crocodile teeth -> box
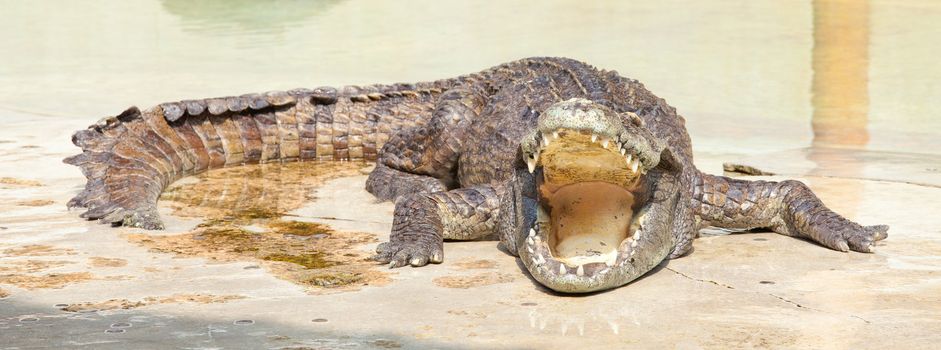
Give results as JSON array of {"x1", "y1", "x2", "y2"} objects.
[
  {"x1": 559, "y1": 264, "x2": 567, "y2": 274},
  {"x1": 527, "y1": 236, "x2": 535, "y2": 246},
  {"x1": 626, "y1": 153, "x2": 633, "y2": 164},
  {"x1": 529, "y1": 228, "x2": 536, "y2": 238},
  {"x1": 631, "y1": 239, "x2": 639, "y2": 248},
  {"x1": 576, "y1": 265, "x2": 585, "y2": 277},
  {"x1": 591, "y1": 134, "x2": 598, "y2": 143},
  {"x1": 601, "y1": 139, "x2": 610, "y2": 148},
  {"x1": 527, "y1": 245, "x2": 534, "y2": 254},
  {"x1": 542, "y1": 137, "x2": 550, "y2": 147},
  {"x1": 631, "y1": 159, "x2": 640, "y2": 173},
  {"x1": 552, "y1": 131, "x2": 560, "y2": 139},
  {"x1": 620, "y1": 148, "x2": 626, "y2": 156},
  {"x1": 527, "y1": 158, "x2": 536, "y2": 173},
  {"x1": 533, "y1": 254, "x2": 545, "y2": 265}
]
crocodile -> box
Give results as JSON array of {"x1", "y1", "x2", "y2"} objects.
[{"x1": 65, "y1": 57, "x2": 888, "y2": 293}]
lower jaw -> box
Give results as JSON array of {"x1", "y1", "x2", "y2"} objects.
[
  {"x1": 522, "y1": 210, "x2": 649, "y2": 293},
  {"x1": 521, "y1": 222, "x2": 668, "y2": 293},
  {"x1": 520, "y1": 176, "x2": 679, "y2": 293}
]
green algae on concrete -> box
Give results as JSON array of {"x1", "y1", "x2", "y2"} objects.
[
  {"x1": 126, "y1": 161, "x2": 390, "y2": 292},
  {"x1": 263, "y1": 253, "x2": 336, "y2": 269},
  {"x1": 304, "y1": 272, "x2": 364, "y2": 287},
  {"x1": 266, "y1": 219, "x2": 334, "y2": 237}
]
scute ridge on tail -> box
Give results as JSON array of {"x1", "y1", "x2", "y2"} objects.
[{"x1": 65, "y1": 81, "x2": 454, "y2": 229}]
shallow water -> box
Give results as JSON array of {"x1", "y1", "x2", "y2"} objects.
[
  {"x1": 151, "y1": 161, "x2": 388, "y2": 292},
  {"x1": 1, "y1": 0, "x2": 939, "y2": 158}
]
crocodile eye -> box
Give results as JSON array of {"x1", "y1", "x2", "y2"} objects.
[{"x1": 626, "y1": 112, "x2": 644, "y2": 127}]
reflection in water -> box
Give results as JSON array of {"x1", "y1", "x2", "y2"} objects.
[
  {"x1": 142, "y1": 161, "x2": 390, "y2": 292},
  {"x1": 808, "y1": 3, "x2": 870, "y2": 348},
  {"x1": 160, "y1": 161, "x2": 363, "y2": 216},
  {"x1": 161, "y1": 0, "x2": 343, "y2": 36},
  {"x1": 811, "y1": 0, "x2": 870, "y2": 147},
  {"x1": 527, "y1": 306, "x2": 633, "y2": 336},
  {"x1": 809, "y1": 0, "x2": 869, "y2": 216}
]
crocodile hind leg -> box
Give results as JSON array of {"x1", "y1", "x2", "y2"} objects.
[{"x1": 689, "y1": 172, "x2": 888, "y2": 253}]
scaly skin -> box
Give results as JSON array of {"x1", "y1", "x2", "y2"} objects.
[{"x1": 65, "y1": 57, "x2": 887, "y2": 293}]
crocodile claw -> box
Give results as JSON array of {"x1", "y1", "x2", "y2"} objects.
[
  {"x1": 372, "y1": 241, "x2": 443, "y2": 268},
  {"x1": 845, "y1": 224, "x2": 889, "y2": 253}
]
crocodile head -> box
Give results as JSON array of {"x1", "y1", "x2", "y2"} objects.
[{"x1": 513, "y1": 98, "x2": 681, "y2": 293}]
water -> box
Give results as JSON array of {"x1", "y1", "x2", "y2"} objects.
[
  {"x1": 1, "y1": 0, "x2": 938, "y2": 159},
  {"x1": 1, "y1": 3, "x2": 941, "y2": 348}
]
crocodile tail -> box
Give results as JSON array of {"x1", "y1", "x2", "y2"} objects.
[{"x1": 63, "y1": 81, "x2": 460, "y2": 229}]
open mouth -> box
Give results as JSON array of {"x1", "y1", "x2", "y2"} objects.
[
  {"x1": 536, "y1": 129, "x2": 647, "y2": 266},
  {"x1": 518, "y1": 127, "x2": 675, "y2": 293}
]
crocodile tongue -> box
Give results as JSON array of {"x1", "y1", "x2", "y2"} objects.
[{"x1": 545, "y1": 181, "x2": 634, "y2": 267}]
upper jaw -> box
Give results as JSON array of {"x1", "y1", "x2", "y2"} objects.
[
  {"x1": 522, "y1": 98, "x2": 664, "y2": 175},
  {"x1": 521, "y1": 128, "x2": 652, "y2": 176},
  {"x1": 519, "y1": 124, "x2": 664, "y2": 181}
]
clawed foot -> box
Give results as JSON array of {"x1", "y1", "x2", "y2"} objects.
[
  {"x1": 79, "y1": 204, "x2": 165, "y2": 230},
  {"x1": 121, "y1": 209, "x2": 166, "y2": 230},
  {"x1": 371, "y1": 240, "x2": 443, "y2": 268},
  {"x1": 805, "y1": 222, "x2": 889, "y2": 253},
  {"x1": 834, "y1": 224, "x2": 889, "y2": 253}
]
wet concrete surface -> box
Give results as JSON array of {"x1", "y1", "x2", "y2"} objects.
[
  {"x1": 2, "y1": 136, "x2": 940, "y2": 348},
  {"x1": 2, "y1": 301, "x2": 448, "y2": 349},
  {"x1": 3, "y1": 0, "x2": 941, "y2": 348}
]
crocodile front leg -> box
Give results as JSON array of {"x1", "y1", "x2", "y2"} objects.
[
  {"x1": 689, "y1": 172, "x2": 888, "y2": 252},
  {"x1": 366, "y1": 84, "x2": 499, "y2": 267},
  {"x1": 373, "y1": 185, "x2": 510, "y2": 268}
]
